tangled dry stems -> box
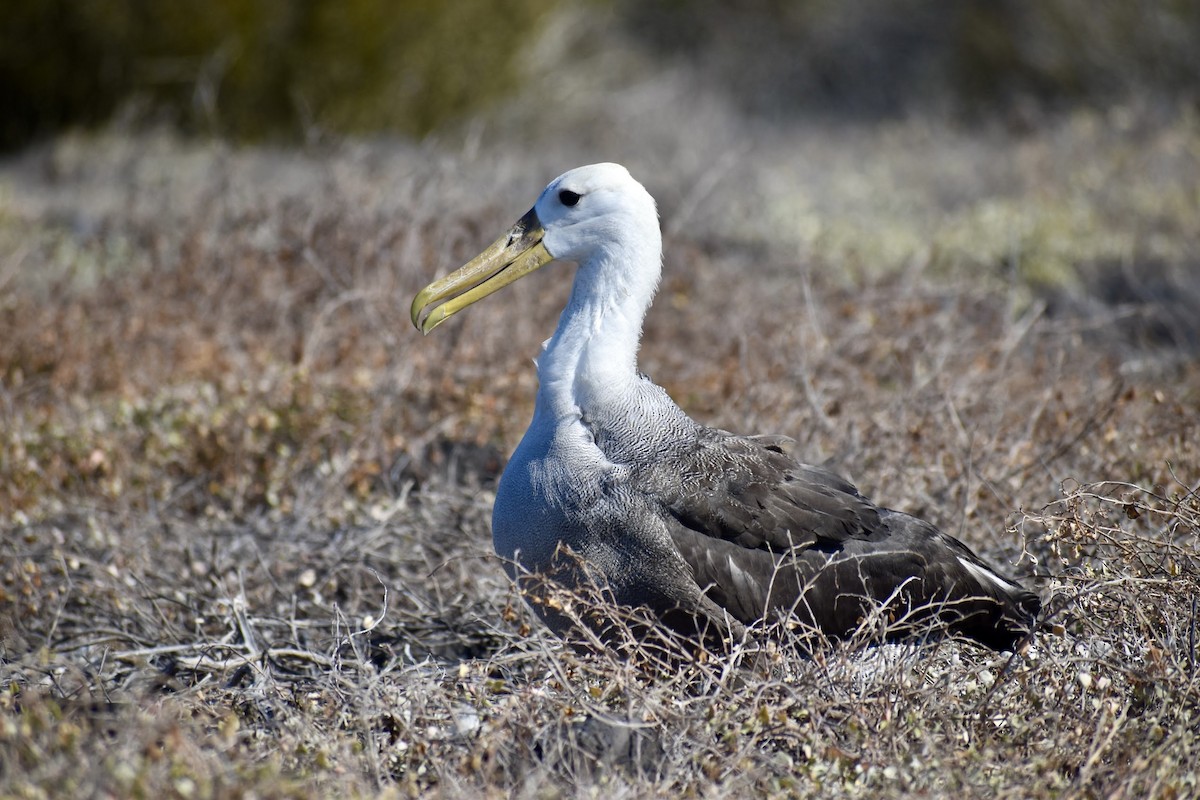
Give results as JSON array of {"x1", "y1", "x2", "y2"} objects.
[
  {"x1": 1, "y1": 115, "x2": 1199, "y2": 797},
  {"x1": 4, "y1": 479, "x2": 1197, "y2": 797}
]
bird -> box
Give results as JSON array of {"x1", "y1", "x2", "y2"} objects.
[{"x1": 411, "y1": 163, "x2": 1040, "y2": 653}]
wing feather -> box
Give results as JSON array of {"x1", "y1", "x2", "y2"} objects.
[
  {"x1": 630, "y1": 426, "x2": 1039, "y2": 648},
  {"x1": 647, "y1": 427, "x2": 886, "y2": 552}
]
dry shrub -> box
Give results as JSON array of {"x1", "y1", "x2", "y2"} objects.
[{"x1": 1, "y1": 118, "x2": 1199, "y2": 796}]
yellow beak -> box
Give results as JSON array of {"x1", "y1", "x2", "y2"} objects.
[{"x1": 410, "y1": 208, "x2": 553, "y2": 335}]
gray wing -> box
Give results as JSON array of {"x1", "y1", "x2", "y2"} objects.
[
  {"x1": 638, "y1": 427, "x2": 1040, "y2": 649},
  {"x1": 653, "y1": 427, "x2": 888, "y2": 552}
]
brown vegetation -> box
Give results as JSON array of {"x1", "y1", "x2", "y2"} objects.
[{"x1": 2, "y1": 109, "x2": 1199, "y2": 796}]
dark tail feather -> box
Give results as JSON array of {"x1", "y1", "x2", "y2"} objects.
[{"x1": 949, "y1": 568, "x2": 1042, "y2": 651}]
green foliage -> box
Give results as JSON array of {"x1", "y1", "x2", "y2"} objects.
[
  {"x1": 956, "y1": 0, "x2": 1200, "y2": 108},
  {"x1": 0, "y1": 0, "x2": 553, "y2": 149},
  {"x1": 5, "y1": 0, "x2": 1197, "y2": 149},
  {"x1": 619, "y1": 0, "x2": 1200, "y2": 116}
]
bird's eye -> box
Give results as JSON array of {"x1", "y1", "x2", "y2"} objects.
[{"x1": 558, "y1": 189, "x2": 581, "y2": 207}]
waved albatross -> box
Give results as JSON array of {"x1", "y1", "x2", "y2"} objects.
[{"x1": 411, "y1": 163, "x2": 1040, "y2": 652}]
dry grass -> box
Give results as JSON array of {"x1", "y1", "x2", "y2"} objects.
[{"x1": 2, "y1": 105, "x2": 1199, "y2": 797}]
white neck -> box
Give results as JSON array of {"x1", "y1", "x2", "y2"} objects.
[{"x1": 536, "y1": 241, "x2": 660, "y2": 419}]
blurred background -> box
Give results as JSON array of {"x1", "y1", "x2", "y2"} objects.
[
  {"x1": 3, "y1": 0, "x2": 1198, "y2": 150},
  {"x1": 1, "y1": 0, "x2": 1198, "y2": 519}
]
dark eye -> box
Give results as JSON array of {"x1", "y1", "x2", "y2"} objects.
[{"x1": 558, "y1": 189, "x2": 581, "y2": 207}]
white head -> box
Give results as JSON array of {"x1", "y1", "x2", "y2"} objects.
[
  {"x1": 411, "y1": 163, "x2": 663, "y2": 335},
  {"x1": 535, "y1": 163, "x2": 661, "y2": 271}
]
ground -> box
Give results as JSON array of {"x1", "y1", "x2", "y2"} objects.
[{"x1": 1, "y1": 104, "x2": 1199, "y2": 797}]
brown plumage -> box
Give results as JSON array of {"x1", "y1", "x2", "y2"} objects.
[{"x1": 653, "y1": 429, "x2": 1040, "y2": 651}]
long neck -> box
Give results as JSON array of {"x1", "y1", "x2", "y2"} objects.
[{"x1": 536, "y1": 243, "x2": 659, "y2": 418}]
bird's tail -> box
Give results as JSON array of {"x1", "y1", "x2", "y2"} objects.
[{"x1": 948, "y1": 549, "x2": 1042, "y2": 651}]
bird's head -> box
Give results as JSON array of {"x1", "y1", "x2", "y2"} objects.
[{"x1": 411, "y1": 163, "x2": 660, "y2": 334}]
